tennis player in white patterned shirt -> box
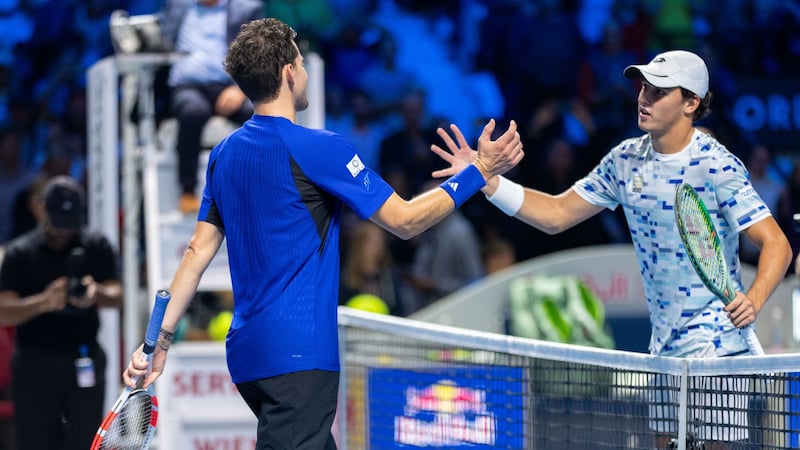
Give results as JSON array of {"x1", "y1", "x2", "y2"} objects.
[{"x1": 432, "y1": 50, "x2": 792, "y2": 449}]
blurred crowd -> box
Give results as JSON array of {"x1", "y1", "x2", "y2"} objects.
[{"x1": 1, "y1": 0, "x2": 800, "y2": 318}]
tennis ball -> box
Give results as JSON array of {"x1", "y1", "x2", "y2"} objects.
[
  {"x1": 207, "y1": 310, "x2": 233, "y2": 341},
  {"x1": 346, "y1": 294, "x2": 389, "y2": 315}
]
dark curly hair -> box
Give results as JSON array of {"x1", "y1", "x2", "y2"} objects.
[{"x1": 224, "y1": 18, "x2": 298, "y2": 104}]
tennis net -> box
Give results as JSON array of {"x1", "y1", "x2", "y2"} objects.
[{"x1": 338, "y1": 308, "x2": 800, "y2": 450}]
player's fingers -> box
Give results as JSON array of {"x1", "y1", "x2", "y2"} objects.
[
  {"x1": 512, "y1": 144, "x2": 525, "y2": 164},
  {"x1": 436, "y1": 127, "x2": 458, "y2": 154},
  {"x1": 430, "y1": 144, "x2": 455, "y2": 163},
  {"x1": 450, "y1": 124, "x2": 470, "y2": 150},
  {"x1": 478, "y1": 118, "x2": 496, "y2": 143},
  {"x1": 727, "y1": 301, "x2": 754, "y2": 328},
  {"x1": 123, "y1": 365, "x2": 144, "y2": 387},
  {"x1": 431, "y1": 167, "x2": 456, "y2": 179},
  {"x1": 142, "y1": 372, "x2": 161, "y2": 389},
  {"x1": 496, "y1": 119, "x2": 518, "y2": 144}
]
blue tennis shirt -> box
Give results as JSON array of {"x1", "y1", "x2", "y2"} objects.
[{"x1": 198, "y1": 115, "x2": 394, "y2": 383}]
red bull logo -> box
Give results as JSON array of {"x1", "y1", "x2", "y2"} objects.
[
  {"x1": 395, "y1": 380, "x2": 495, "y2": 446},
  {"x1": 404, "y1": 380, "x2": 487, "y2": 415}
]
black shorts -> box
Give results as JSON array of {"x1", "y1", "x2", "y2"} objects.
[{"x1": 236, "y1": 369, "x2": 339, "y2": 450}]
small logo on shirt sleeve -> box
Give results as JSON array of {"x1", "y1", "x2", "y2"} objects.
[
  {"x1": 734, "y1": 186, "x2": 757, "y2": 203},
  {"x1": 346, "y1": 154, "x2": 365, "y2": 177}
]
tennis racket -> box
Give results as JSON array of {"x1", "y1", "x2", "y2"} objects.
[
  {"x1": 673, "y1": 183, "x2": 763, "y2": 356},
  {"x1": 91, "y1": 289, "x2": 172, "y2": 449}
]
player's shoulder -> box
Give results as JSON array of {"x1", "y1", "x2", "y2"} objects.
[
  {"x1": 285, "y1": 126, "x2": 357, "y2": 162},
  {"x1": 608, "y1": 134, "x2": 650, "y2": 160},
  {"x1": 691, "y1": 129, "x2": 744, "y2": 168}
]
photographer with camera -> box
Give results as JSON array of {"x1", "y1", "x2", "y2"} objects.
[{"x1": 0, "y1": 176, "x2": 122, "y2": 450}]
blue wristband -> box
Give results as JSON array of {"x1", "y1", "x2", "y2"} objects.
[{"x1": 439, "y1": 164, "x2": 486, "y2": 208}]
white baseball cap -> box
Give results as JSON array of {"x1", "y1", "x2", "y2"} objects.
[{"x1": 624, "y1": 50, "x2": 709, "y2": 98}]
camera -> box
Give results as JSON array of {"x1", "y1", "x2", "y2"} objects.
[
  {"x1": 67, "y1": 248, "x2": 87, "y2": 298},
  {"x1": 68, "y1": 277, "x2": 87, "y2": 298}
]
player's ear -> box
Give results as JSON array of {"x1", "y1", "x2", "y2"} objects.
[
  {"x1": 684, "y1": 94, "x2": 700, "y2": 115},
  {"x1": 285, "y1": 62, "x2": 295, "y2": 82}
]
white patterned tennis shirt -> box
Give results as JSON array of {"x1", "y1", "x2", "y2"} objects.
[{"x1": 573, "y1": 129, "x2": 771, "y2": 357}]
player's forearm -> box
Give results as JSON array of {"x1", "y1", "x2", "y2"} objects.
[
  {"x1": 376, "y1": 165, "x2": 486, "y2": 240},
  {"x1": 515, "y1": 190, "x2": 579, "y2": 234},
  {"x1": 162, "y1": 256, "x2": 208, "y2": 333},
  {"x1": 162, "y1": 231, "x2": 222, "y2": 332},
  {"x1": 378, "y1": 189, "x2": 456, "y2": 240},
  {"x1": 747, "y1": 235, "x2": 793, "y2": 312},
  {"x1": 484, "y1": 176, "x2": 582, "y2": 234}
]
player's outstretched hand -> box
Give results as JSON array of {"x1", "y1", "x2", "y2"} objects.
[
  {"x1": 431, "y1": 123, "x2": 477, "y2": 178},
  {"x1": 473, "y1": 119, "x2": 523, "y2": 179},
  {"x1": 431, "y1": 119, "x2": 523, "y2": 179}
]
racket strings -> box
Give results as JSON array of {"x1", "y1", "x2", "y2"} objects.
[
  {"x1": 676, "y1": 191, "x2": 726, "y2": 284},
  {"x1": 99, "y1": 391, "x2": 154, "y2": 449}
]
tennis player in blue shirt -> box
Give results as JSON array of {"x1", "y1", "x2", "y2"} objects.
[{"x1": 124, "y1": 18, "x2": 523, "y2": 449}]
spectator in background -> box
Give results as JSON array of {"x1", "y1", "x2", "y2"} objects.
[
  {"x1": 378, "y1": 88, "x2": 447, "y2": 270},
  {"x1": 7, "y1": 149, "x2": 73, "y2": 242},
  {"x1": 0, "y1": 176, "x2": 123, "y2": 450},
  {"x1": 158, "y1": 0, "x2": 262, "y2": 213},
  {"x1": 339, "y1": 221, "x2": 409, "y2": 316},
  {"x1": 323, "y1": 17, "x2": 384, "y2": 94},
  {"x1": 378, "y1": 88, "x2": 444, "y2": 200},
  {"x1": 580, "y1": 20, "x2": 639, "y2": 153},
  {"x1": 406, "y1": 181, "x2": 485, "y2": 310},
  {"x1": 0, "y1": 128, "x2": 36, "y2": 246},
  {"x1": 264, "y1": 0, "x2": 338, "y2": 53},
  {"x1": 482, "y1": 235, "x2": 516, "y2": 276},
  {"x1": 522, "y1": 137, "x2": 624, "y2": 260},
  {"x1": 356, "y1": 32, "x2": 417, "y2": 125},
  {"x1": 646, "y1": 0, "x2": 695, "y2": 53},
  {"x1": 331, "y1": 90, "x2": 387, "y2": 170},
  {"x1": 0, "y1": 1, "x2": 34, "y2": 81},
  {"x1": 499, "y1": 1, "x2": 585, "y2": 120}
]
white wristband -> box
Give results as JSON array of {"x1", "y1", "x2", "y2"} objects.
[{"x1": 485, "y1": 176, "x2": 524, "y2": 216}]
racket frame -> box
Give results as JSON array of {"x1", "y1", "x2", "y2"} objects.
[
  {"x1": 91, "y1": 290, "x2": 171, "y2": 449},
  {"x1": 674, "y1": 183, "x2": 763, "y2": 355}
]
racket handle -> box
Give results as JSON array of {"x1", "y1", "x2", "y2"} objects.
[{"x1": 143, "y1": 289, "x2": 171, "y2": 353}]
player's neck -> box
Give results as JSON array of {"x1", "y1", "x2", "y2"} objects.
[
  {"x1": 650, "y1": 123, "x2": 695, "y2": 155},
  {"x1": 254, "y1": 100, "x2": 296, "y2": 123}
]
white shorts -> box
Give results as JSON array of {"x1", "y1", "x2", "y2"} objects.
[{"x1": 649, "y1": 373, "x2": 750, "y2": 442}]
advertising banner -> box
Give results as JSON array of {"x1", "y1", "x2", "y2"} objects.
[{"x1": 367, "y1": 366, "x2": 527, "y2": 448}]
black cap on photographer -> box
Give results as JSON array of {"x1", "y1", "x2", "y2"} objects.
[{"x1": 43, "y1": 176, "x2": 87, "y2": 230}]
